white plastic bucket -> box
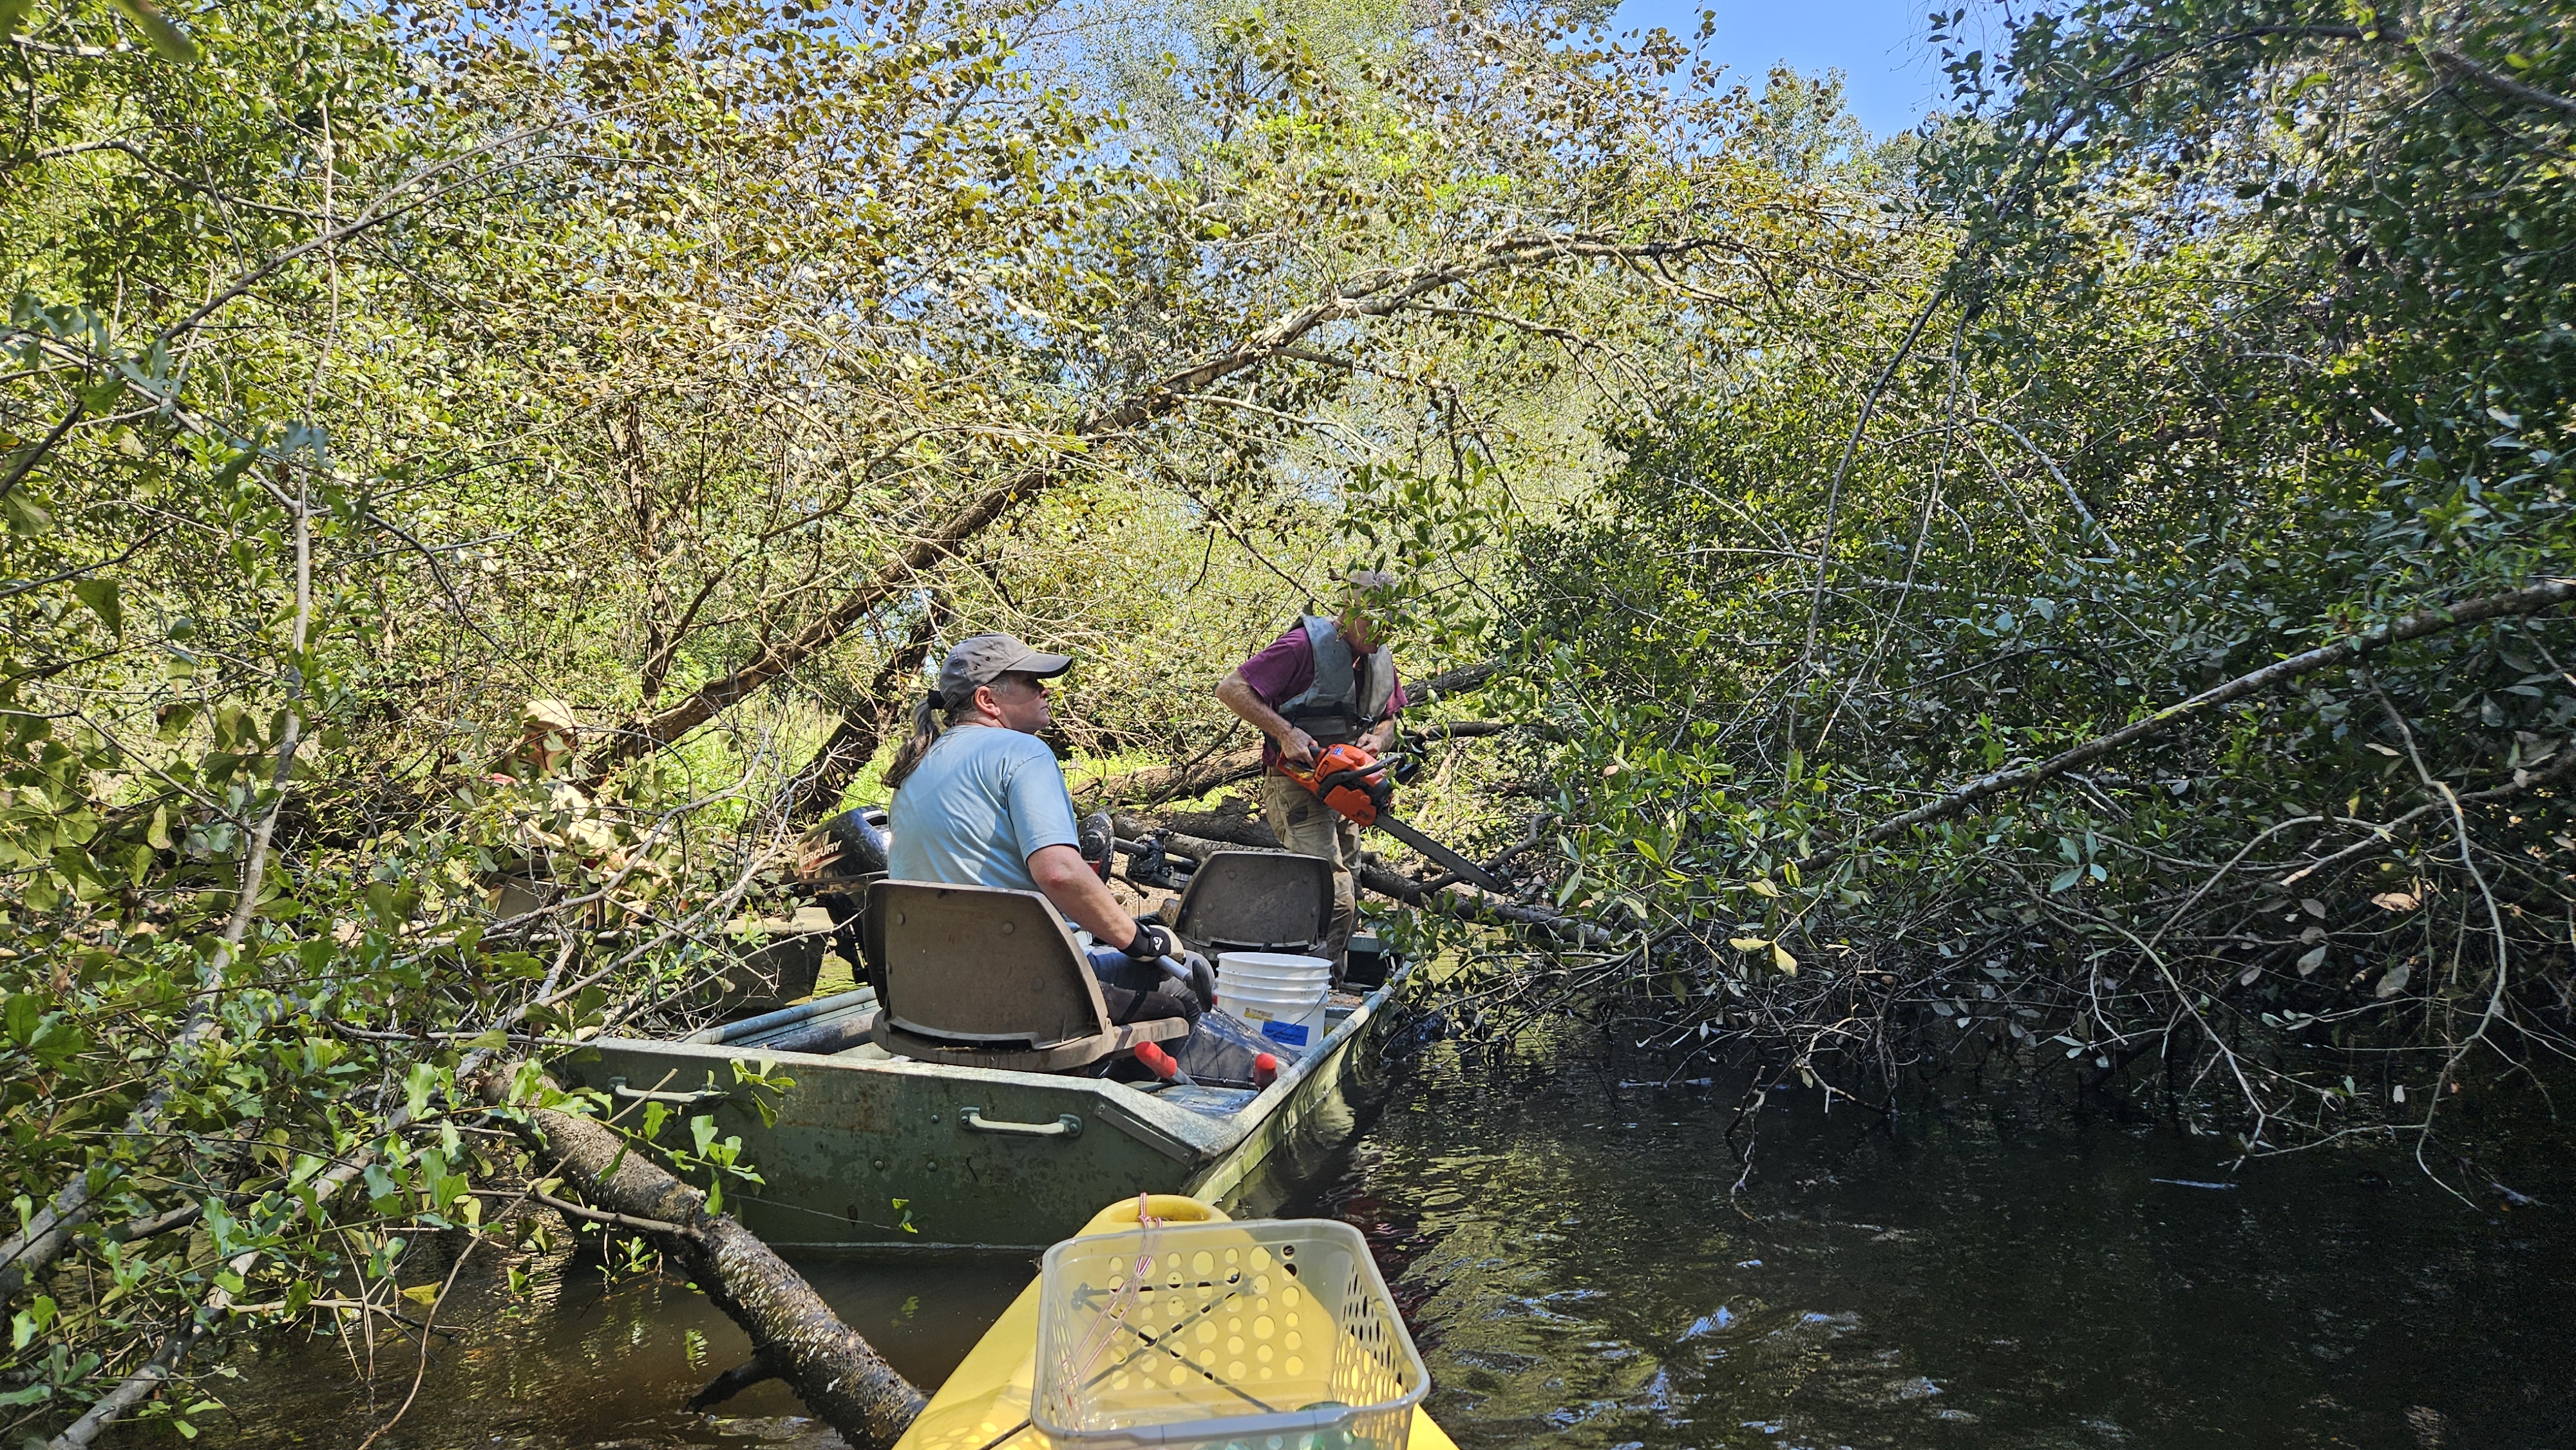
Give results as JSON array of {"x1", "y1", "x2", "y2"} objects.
[
  {"x1": 1216, "y1": 951, "x2": 1331, "y2": 1049},
  {"x1": 1220, "y1": 950, "x2": 1331, "y2": 992}
]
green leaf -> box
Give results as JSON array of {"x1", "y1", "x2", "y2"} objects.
[
  {"x1": 106, "y1": 0, "x2": 198, "y2": 62},
  {"x1": 11, "y1": 1294, "x2": 57, "y2": 1350},
  {"x1": 1, "y1": 487, "x2": 54, "y2": 536},
  {"x1": 404, "y1": 1062, "x2": 440, "y2": 1119},
  {"x1": 71, "y1": 578, "x2": 121, "y2": 634},
  {"x1": 3, "y1": 995, "x2": 37, "y2": 1047}
]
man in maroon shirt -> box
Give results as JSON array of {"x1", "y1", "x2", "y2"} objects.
[{"x1": 1215, "y1": 572, "x2": 1409, "y2": 971}]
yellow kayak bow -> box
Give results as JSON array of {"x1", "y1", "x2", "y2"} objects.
[{"x1": 895, "y1": 1195, "x2": 1455, "y2": 1450}]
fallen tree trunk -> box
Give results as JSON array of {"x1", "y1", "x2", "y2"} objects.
[
  {"x1": 1073, "y1": 747, "x2": 1264, "y2": 810},
  {"x1": 1119, "y1": 814, "x2": 1609, "y2": 943},
  {"x1": 770, "y1": 602, "x2": 950, "y2": 830},
  {"x1": 587, "y1": 236, "x2": 1689, "y2": 773},
  {"x1": 1406, "y1": 659, "x2": 1506, "y2": 707},
  {"x1": 1797, "y1": 577, "x2": 2576, "y2": 872},
  {"x1": 1072, "y1": 661, "x2": 1516, "y2": 810},
  {"x1": 501, "y1": 1080, "x2": 924, "y2": 1449}
]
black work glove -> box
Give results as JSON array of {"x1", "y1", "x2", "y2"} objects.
[{"x1": 1122, "y1": 919, "x2": 1177, "y2": 961}]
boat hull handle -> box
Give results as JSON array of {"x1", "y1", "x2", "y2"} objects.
[
  {"x1": 609, "y1": 1077, "x2": 730, "y2": 1108},
  {"x1": 960, "y1": 1107, "x2": 1083, "y2": 1139}
]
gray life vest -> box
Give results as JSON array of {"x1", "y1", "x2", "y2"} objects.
[{"x1": 1278, "y1": 615, "x2": 1396, "y2": 744}]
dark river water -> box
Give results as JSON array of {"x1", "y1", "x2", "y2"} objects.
[{"x1": 179, "y1": 1023, "x2": 2574, "y2": 1449}]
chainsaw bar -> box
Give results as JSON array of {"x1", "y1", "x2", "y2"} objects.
[{"x1": 1370, "y1": 813, "x2": 1513, "y2": 896}]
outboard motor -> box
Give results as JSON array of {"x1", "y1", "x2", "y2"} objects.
[
  {"x1": 814, "y1": 804, "x2": 896, "y2": 999},
  {"x1": 1078, "y1": 811, "x2": 1116, "y2": 882},
  {"x1": 824, "y1": 804, "x2": 892, "y2": 878},
  {"x1": 812, "y1": 805, "x2": 892, "y2": 974}
]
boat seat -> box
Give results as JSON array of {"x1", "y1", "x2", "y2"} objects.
[
  {"x1": 1170, "y1": 850, "x2": 1333, "y2": 956},
  {"x1": 866, "y1": 880, "x2": 1187, "y2": 1073}
]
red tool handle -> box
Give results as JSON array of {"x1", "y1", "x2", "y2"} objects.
[{"x1": 1135, "y1": 1040, "x2": 1194, "y2": 1086}]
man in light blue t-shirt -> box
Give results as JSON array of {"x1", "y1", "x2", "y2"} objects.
[
  {"x1": 883, "y1": 633, "x2": 1194, "y2": 986},
  {"x1": 884, "y1": 685, "x2": 1078, "y2": 897}
]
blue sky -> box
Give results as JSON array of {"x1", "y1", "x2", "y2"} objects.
[{"x1": 1610, "y1": 0, "x2": 1945, "y2": 139}]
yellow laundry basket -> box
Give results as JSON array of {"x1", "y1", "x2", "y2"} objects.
[{"x1": 1032, "y1": 1216, "x2": 1429, "y2": 1450}]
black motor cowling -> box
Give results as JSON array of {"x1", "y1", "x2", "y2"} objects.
[{"x1": 823, "y1": 804, "x2": 892, "y2": 879}]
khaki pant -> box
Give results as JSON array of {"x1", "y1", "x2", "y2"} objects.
[{"x1": 1260, "y1": 771, "x2": 1359, "y2": 972}]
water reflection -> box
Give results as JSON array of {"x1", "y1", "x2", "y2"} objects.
[
  {"x1": 179, "y1": 1021, "x2": 2571, "y2": 1449},
  {"x1": 1305, "y1": 1028, "x2": 2576, "y2": 1449},
  {"x1": 187, "y1": 1252, "x2": 1027, "y2": 1448}
]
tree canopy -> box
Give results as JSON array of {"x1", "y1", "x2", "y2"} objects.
[{"x1": 1, "y1": 0, "x2": 2570, "y2": 1437}]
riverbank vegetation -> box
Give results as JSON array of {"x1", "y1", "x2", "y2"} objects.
[
  {"x1": 1447, "y1": 0, "x2": 2575, "y2": 1180},
  {"x1": 1, "y1": 0, "x2": 2569, "y2": 1438}
]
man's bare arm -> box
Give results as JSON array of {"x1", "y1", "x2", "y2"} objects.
[
  {"x1": 1028, "y1": 843, "x2": 1146, "y2": 950},
  {"x1": 1217, "y1": 670, "x2": 1317, "y2": 765}
]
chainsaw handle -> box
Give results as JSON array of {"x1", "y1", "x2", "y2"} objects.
[{"x1": 1283, "y1": 742, "x2": 1394, "y2": 827}]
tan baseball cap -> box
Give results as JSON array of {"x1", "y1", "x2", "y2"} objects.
[
  {"x1": 521, "y1": 699, "x2": 580, "y2": 732},
  {"x1": 936, "y1": 634, "x2": 1072, "y2": 696}
]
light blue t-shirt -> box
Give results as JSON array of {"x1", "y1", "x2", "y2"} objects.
[{"x1": 885, "y1": 725, "x2": 1081, "y2": 894}]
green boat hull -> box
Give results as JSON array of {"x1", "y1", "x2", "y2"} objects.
[{"x1": 551, "y1": 965, "x2": 1412, "y2": 1256}]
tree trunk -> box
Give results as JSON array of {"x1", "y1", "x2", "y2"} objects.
[
  {"x1": 1119, "y1": 813, "x2": 1606, "y2": 940},
  {"x1": 584, "y1": 236, "x2": 1698, "y2": 773},
  {"x1": 770, "y1": 603, "x2": 950, "y2": 829},
  {"x1": 1407, "y1": 658, "x2": 1505, "y2": 706},
  {"x1": 1074, "y1": 748, "x2": 1265, "y2": 809},
  {"x1": 1796, "y1": 578, "x2": 2576, "y2": 871},
  {"x1": 506, "y1": 1086, "x2": 925, "y2": 1449},
  {"x1": 1070, "y1": 659, "x2": 1510, "y2": 811}
]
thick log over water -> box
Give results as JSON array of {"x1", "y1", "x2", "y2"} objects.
[{"x1": 506, "y1": 1083, "x2": 926, "y2": 1449}]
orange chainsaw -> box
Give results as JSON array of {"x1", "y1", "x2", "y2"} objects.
[{"x1": 1278, "y1": 742, "x2": 1511, "y2": 894}]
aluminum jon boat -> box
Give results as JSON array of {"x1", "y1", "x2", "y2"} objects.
[{"x1": 551, "y1": 852, "x2": 1413, "y2": 1256}]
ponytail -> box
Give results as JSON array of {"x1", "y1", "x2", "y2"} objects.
[{"x1": 883, "y1": 686, "x2": 961, "y2": 789}]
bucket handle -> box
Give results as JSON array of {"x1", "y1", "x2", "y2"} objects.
[{"x1": 960, "y1": 1106, "x2": 1084, "y2": 1139}]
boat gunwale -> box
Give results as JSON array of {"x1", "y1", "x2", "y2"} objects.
[{"x1": 551, "y1": 961, "x2": 1410, "y2": 1167}]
